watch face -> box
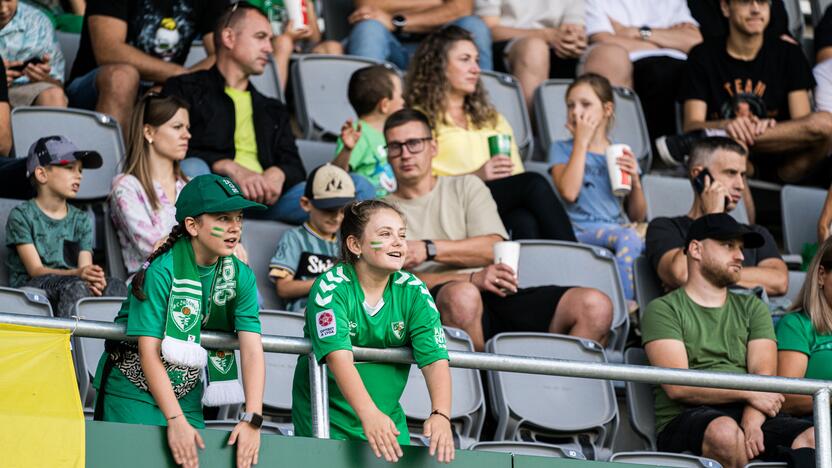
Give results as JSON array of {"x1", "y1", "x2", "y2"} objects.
[{"x1": 251, "y1": 413, "x2": 263, "y2": 428}]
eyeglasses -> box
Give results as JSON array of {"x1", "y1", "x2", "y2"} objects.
[
  {"x1": 386, "y1": 137, "x2": 432, "y2": 158},
  {"x1": 223, "y1": 1, "x2": 243, "y2": 30}
]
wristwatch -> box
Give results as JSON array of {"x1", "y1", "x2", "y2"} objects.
[
  {"x1": 392, "y1": 14, "x2": 407, "y2": 35},
  {"x1": 639, "y1": 25, "x2": 652, "y2": 41},
  {"x1": 424, "y1": 239, "x2": 437, "y2": 261},
  {"x1": 240, "y1": 412, "x2": 263, "y2": 429}
]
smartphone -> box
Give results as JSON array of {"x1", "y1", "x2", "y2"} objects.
[
  {"x1": 693, "y1": 168, "x2": 730, "y2": 211},
  {"x1": 9, "y1": 57, "x2": 44, "y2": 72}
]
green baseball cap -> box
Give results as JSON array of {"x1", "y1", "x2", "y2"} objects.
[{"x1": 175, "y1": 174, "x2": 267, "y2": 223}]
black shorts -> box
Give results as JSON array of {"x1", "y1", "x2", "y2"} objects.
[
  {"x1": 492, "y1": 40, "x2": 578, "y2": 78},
  {"x1": 657, "y1": 403, "x2": 813, "y2": 459},
  {"x1": 429, "y1": 283, "x2": 572, "y2": 340}
]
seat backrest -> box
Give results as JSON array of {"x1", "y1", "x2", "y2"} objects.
[
  {"x1": 11, "y1": 108, "x2": 124, "y2": 200},
  {"x1": 623, "y1": 348, "x2": 657, "y2": 450},
  {"x1": 642, "y1": 175, "x2": 749, "y2": 223},
  {"x1": 292, "y1": 55, "x2": 395, "y2": 140},
  {"x1": 480, "y1": 71, "x2": 534, "y2": 160},
  {"x1": 610, "y1": 452, "x2": 723, "y2": 467},
  {"x1": 259, "y1": 310, "x2": 305, "y2": 413},
  {"x1": 184, "y1": 43, "x2": 283, "y2": 102},
  {"x1": 812, "y1": 0, "x2": 832, "y2": 26},
  {"x1": 517, "y1": 240, "x2": 628, "y2": 357},
  {"x1": 486, "y1": 333, "x2": 618, "y2": 452},
  {"x1": 0, "y1": 286, "x2": 52, "y2": 316},
  {"x1": 786, "y1": 270, "x2": 806, "y2": 304},
  {"x1": 469, "y1": 441, "x2": 585, "y2": 459},
  {"x1": 297, "y1": 139, "x2": 336, "y2": 171},
  {"x1": 534, "y1": 80, "x2": 651, "y2": 170},
  {"x1": 401, "y1": 327, "x2": 485, "y2": 441},
  {"x1": 634, "y1": 256, "x2": 663, "y2": 316},
  {"x1": 783, "y1": 0, "x2": 805, "y2": 39},
  {"x1": 321, "y1": 0, "x2": 354, "y2": 41},
  {"x1": 240, "y1": 220, "x2": 294, "y2": 310},
  {"x1": 73, "y1": 297, "x2": 125, "y2": 407},
  {"x1": 102, "y1": 204, "x2": 127, "y2": 281},
  {"x1": 0, "y1": 197, "x2": 23, "y2": 285},
  {"x1": 57, "y1": 31, "x2": 80, "y2": 83},
  {"x1": 781, "y1": 185, "x2": 827, "y2": 255}
]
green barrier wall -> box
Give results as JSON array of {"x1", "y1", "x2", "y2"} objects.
[{"x1": 85, "y1": 420, "x2": 650, "y2": 467}]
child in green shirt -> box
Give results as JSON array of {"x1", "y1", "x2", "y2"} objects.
[{"x1": 334, "y1": 65, "x2": 404, "y2": 198}]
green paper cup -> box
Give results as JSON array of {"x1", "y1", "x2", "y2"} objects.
[{"x1": 488, "y1": 134, "x2": 511, "y2": 158}]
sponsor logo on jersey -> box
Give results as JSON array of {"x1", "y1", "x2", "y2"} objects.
[
  {"x1": 434, "y1": 327, "x2": 447, "y2": 348},
  {"x1": 349, "y1": 321, "x2": 357, "y2": 337},
  {"x1": 391, "y1": 321, "x2": 405, "y2": 340},
  {"x1": 316, "y1": 310, "x2": 336, "y2": 339}
]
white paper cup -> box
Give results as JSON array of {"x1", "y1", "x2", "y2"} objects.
[
  {"x1": 493, "y1": 241, "x2": 521, "y2": 276},
  {"x1": 285, "y1": 0, "x2": 307, "y2": 30},
  {"x1": 605, "y1": 144, "x2": 632, "y2": 197}
]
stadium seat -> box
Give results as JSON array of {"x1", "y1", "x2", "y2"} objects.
[
  {"x1": 0, "y1": 197, "x2": 23, "y2": 286},
  {"x1": 533, "y1": 80, "x2": 652, "y2": 171},
  {"x1": 610, "y1": 451, "x2": 723, "y2": 467},
  {"x1": 485, "y1": 333, "x2": 618, "y2": 460},
  {"x1": 291, "y1": 54, "x2": 397, "y2": 140},
  {"x1": 240, "y1": 220, "x2": 294, "y2": 310},
  {"x1": 780, "y1": 185, "x2": 826, "y2": 255},
  {"x1": 71, "y1": 297, "x2": 124, "y2": 413},
  {"x1": 184, "y1": 42, "x2": 284, "y2": 102},
  {"x1": 102, "y1": 204, "x2": 128, "y2": 281},
  {"x1": 786, "y1": 270, "x2": 806, "y2": 304},
  {"x1": 401, "y1": 327, "x2": 486, "y2": 448},
  {"x1": 517, "y1": 240, "x2": 629, "y2": 362},
  {"x1": 0, "y1": 286, "x2": 52, "y2": 316},
  {"x1": 812, "y1": 0, "x2": 832, "y2": 26},
  {"x1": 480, "y1": 71, "x2": 534, "y2": 161},
  {"x1": 783, "y1": 0, "x2": 805, "y2": 39},
  {"x1": 642, "y1": 174, "x2": 749, "y2": 224},
  {"x1": 297, "y1": 139, "x2": 337, "y2": 171},
  {"x1": 57, "y1": 31, "x2": 80, "y2": 83},
  {"x1": 11, "y1": 107, "x2": 125, "y2": 200},
  {"x1": 634, "y1": 256, "x2": 663, "y2": 316},
  {"x1": 259, "y1": 309, "x2": 305, "y2": 420},
  {"x1": 469, "y1": 441, "x2": 586, "y2": 459}
]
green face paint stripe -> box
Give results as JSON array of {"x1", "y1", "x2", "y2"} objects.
[
  {"x1": 370, "y1": 241, "x2": 383, "y2": 250},
  {"x1": 212, "y1": 227, "x2": 224, "y2": 232},
  {"x1": 210, "y1": 232, "x2": 224, "y2": 238}
]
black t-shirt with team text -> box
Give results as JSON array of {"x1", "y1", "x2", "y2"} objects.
[
  {"x1": 680, "y1": 38, "x2": 814, "y2": 122},
  {"x1": 69, "y1": 0, "x2": 225, "y2": 82}
]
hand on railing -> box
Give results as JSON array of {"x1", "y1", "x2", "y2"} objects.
[{"x1": 361, "y1": 408, "x2": 403, "y2": 463}]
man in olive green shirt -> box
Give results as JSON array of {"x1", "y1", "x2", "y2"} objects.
[{"x1": 642, "y1": 213, "x2": 814, "y2": 467}]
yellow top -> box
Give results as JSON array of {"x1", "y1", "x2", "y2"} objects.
[
  {"x1": 225, "y1": 87, "x2": 263, "y2": 174},
  {"x1": 431, "y1": 112, "x2": 524, "y2": 176}
]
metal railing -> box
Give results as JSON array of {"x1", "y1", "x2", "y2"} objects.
[{"x1": 3, "y1": 312, "x2": 831, "y2": 467}]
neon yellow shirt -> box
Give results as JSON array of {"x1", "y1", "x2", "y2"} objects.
[
  {"x1": 225, "y1": 86, "x2": 263, "y2": 174},
  {"x1": 431, "y1": 112, "x2": 524, "y2": 177}
]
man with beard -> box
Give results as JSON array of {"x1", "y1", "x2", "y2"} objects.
[{"x1": 641, "y1": 213, "x2": 815, "y2": 467}]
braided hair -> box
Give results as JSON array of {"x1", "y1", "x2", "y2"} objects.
[{"x1": 131, "y1": 224, "x2": 190, "y2": 300}]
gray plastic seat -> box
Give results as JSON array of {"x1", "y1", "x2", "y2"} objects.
[
  {"x1": 812, "y1": 0, "x2": 832, "y2": 26},
  {"x1": 642, "y1": 174, "x2": 749, "y2": 224},
  {"x1": 781, "y1": 185, "x2": 826, "y2": 255},
  {"x1": 102, "y1": 204, "x2": 128, "y2": 281},
  {"x1": 297, "y1": 139, "x2": 336, "y2": 171},
  {"x1": 240, "y1": 220, "x2": 294, "y2": 310},
  {"x1": 291, "y1": 54, "x2": 397, "y2": 140},
  {"x1": 401, "y1": 327, "x2": 485, "y2": 448},
  {"x1": 57, "y1": 31, "x2": 80, "y2": 82},
  {"x1": 72, "y1": 297, "x2": 125, "y2": 412},
  {"x1": 0, "y1": 197, "x2": 23, "y2": 286},
  {"x1": 786, "y1": 271, "x2": 806, "y2": 304},
  {"x1": 0, "y1": 287, "x2": 52, "y2": 316},
  {"x1": 480, "y1": 71, "x2": 534, "y2": 160},
  {"x1": 517, "y1": 240, "x2": 628, "y2": 361},
  {"x1": 11, "y1": 107, "x2": 125, "y2": 200},
  {"x1": 623, "y1": 348, "x2": 657, "y2": 450},
  {"x1": 783, "y1": 0, "x2": 805, "y2": 39},
  {"x1": 533, "y1": 80, "x2": 652, "y2": 171},
  {"x1": 485, "y1": 332, "x2": 618, "y2": 460},
  {"x1": 259, "y1": 309, "x2": 305, "y2": 420},
  {"x1": 184, "y1": 42, "x2": 283, "y2": 102},
  {"x1": 469, "y1": 441, "x2": 586, "y2": 459},
  {"x1": 610, "y1": 451, "x2": 722, "y2": 467},
  {"x1": 634, "y1": 256, "x2": 663, "y2": 318}
]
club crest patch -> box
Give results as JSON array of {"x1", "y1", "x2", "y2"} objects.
[
  {"x1": 316, "y1": 310, "x2": 336, "y2": 339},
  {"x1": 170, "y1": 296, "x2": 200, "y2": 333},
  {"x1": 391, "y1": 321, "x2": 405, "y2": 340},
  {"x1": 209, "y1": 351, "x2": 234, "y2": 375}
]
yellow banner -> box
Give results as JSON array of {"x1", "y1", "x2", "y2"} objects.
[{"x1": 0, "y1": 324, "x2": 84, "y2": 467}]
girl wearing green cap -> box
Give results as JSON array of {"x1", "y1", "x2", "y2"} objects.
[
  {"x1": 94, "y1": 174, "x2": 267, "y2": 468},
  {"x1": 292, "y1": 200, "x2": 455, "y2": 464}
]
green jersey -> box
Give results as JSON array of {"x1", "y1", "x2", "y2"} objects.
[
  {"x1": 93, "y1": 248, "x2": 261, "y2": 428},
  {"x1": 335, "y1": 121, "x2": 397, "y2": 198},
  {"x1": 641, "y1": 288, "x2": 775, "y2": 433},
  {"x1": 776, "y1": 310, "x2": 832, "y2": 381},
  {"x1": 292, "y1": 263, "x2": 448, "y2": 443}
]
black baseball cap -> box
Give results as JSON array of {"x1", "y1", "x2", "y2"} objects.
[
  {"x1": 684, "y1": 213, "x2": 765, "y2": 252},
  {"x1": 26, "y1": 135, "x2": 103, "y2": 177}
]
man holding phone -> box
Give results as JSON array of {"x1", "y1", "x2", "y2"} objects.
[
  {"x1": 0, "y1": 0, "x2": 67, "y2": 108},
  {"x1": 646, "y1": 136, "x2": 788, "y2": 296}
]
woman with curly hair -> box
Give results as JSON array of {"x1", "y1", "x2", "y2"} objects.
[{"x1": 406, "y1": 25, "x2": 575, "y2": 241}]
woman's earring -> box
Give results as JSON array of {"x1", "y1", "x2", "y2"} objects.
[
  {"x1": 356, "y1": 253, "x2": 361, "y2": 260},
  {"x1": 147, "y1": 138, "x2": 153, "y2": 145}
]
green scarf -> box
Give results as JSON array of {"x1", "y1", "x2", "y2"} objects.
[{"x1": 161, "y1": 239, "x2": 245, "y2": 407}]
